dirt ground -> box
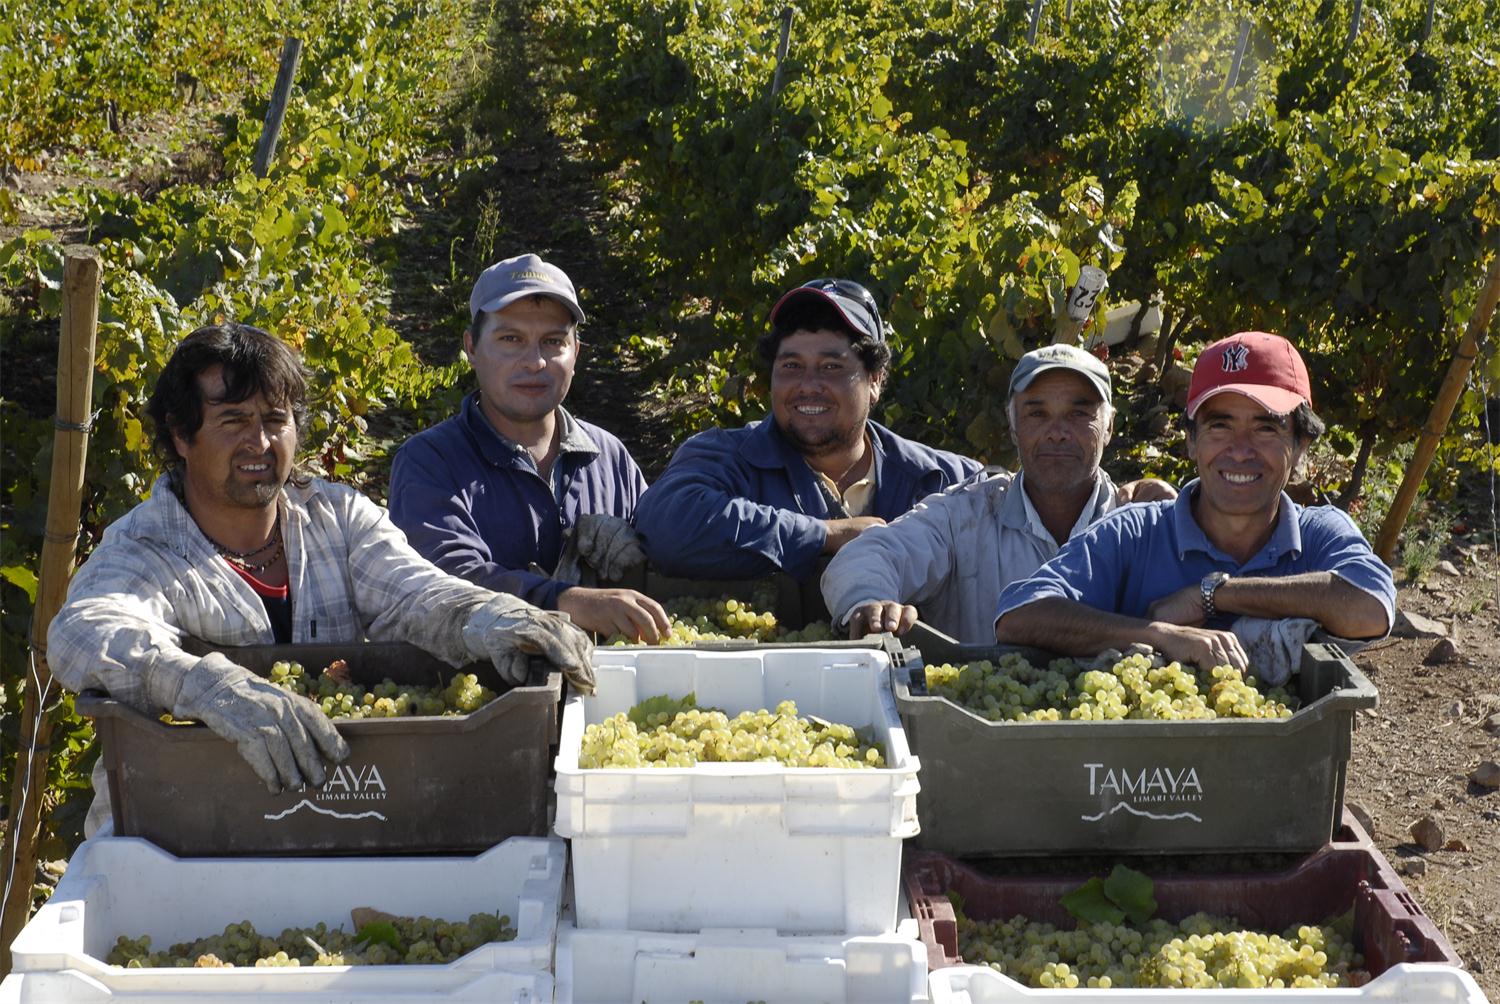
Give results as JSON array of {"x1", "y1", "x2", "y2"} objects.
[{"x1": 1343, "y1": 531, "x2": 1500, "y2": 999}]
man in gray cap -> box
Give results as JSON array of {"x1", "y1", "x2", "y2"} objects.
[
  {"x1": 390, "y1": 253, "x2": 670, "y2": 642},
  {"x1": 821, "y1": 343, "x2": 1175, "y2": 643}
]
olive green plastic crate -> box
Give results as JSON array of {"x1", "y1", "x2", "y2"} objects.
[
  {"x1": 77, "y1": 642, "x2": 560, "y2": 856},
  {"x1": 891, "y1": 623, "x2": 1378, "y2": 856}
]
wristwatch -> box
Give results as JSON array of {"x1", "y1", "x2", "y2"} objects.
[{"x1": 1200, "y1": 571, "x2": 1231, "y2": 620}]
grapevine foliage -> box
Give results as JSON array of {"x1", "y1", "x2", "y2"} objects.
[
  {"x1": 0, "y1": 0, "x2": 480, "y2": 878},
  {"x1": 536, "y1": 0, "x2": 1499, "y2": 486}
]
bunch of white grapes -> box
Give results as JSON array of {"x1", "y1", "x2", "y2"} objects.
[
  {"x1": 605, "y1": 593, "x2": 834, "y2": 646},
  {"x1": 578, "y1": 699, "x2": 885, "y2": 768},
  {"x1": 107, "y1": 913, "x2": 516, "y2": 968},
  {"x1": 957, "y1": 912, "x2": 1360, "y2": 988},
  {"x1": 924, "y1": 650, "x2": 1296, "y2": 722},
  {"x1": 268, "y1": 661, "x2": 497, "y2": 720}
]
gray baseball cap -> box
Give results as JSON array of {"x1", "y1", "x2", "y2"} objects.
[
  {"x1": 469, "y1": 253, "x2": 585, "y2": 325},
  {"x1": 1008, "y1": 343, "x2": 1112, "y2": 404}
]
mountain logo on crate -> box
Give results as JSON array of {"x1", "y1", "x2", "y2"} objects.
[
  {"x1": 263, "y1": 762, "x2": 391, "y2": 823},
  {"x1": 1081, "y1": 762, "x2": 1204, "y2": 824},
  {"x1": 1081, "y1": 801, "x2": 1204, "y2": 823},
  {"x1": 264, "y1": 799, "x2": 390, "y2": 822}
]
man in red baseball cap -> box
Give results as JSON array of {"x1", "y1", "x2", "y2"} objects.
[{"x1": 995, "y1": 331, "x2": 1393, "y2": 675}]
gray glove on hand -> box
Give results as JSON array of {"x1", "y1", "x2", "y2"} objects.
[
  {"x1": 1230, "y1": 616, "x2": 1320, "y2": 687},
  {"x1": 553, "y1": 514, "x2": 647, "y2": 584},
  {"x1": 174, "y1": 653, "x2": 350, "y2": 794},
  {"x1": 463, "y1": 592, "x2": 597, "y2": 695}
]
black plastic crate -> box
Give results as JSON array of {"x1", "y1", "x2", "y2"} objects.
[
  {"x1": 599, "y1": 570, "x2": 886, "y2": 650},
  {"x1": 892, "y1": 623, "x2": 1379, "y2": 855},
  {"x1": 77, "y1": 642, "x2": 560, "y2": 856}
]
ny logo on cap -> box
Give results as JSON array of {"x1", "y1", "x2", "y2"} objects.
[{"x1": 1221, "y1": 344, "x2": 1250, "y2": 373}]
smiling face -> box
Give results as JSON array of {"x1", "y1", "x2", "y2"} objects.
[
  {"x1": 171, "y1": 365, "x2": 297, "y2": 513},
  {"x1": 465, "y1": 295, "x2": 578, "y2": 436},
  {"x1": 769, "y1": 329, "x2": 882, "y2": 457},
  {"x1": 1187, "y1": 391, "x2": 1306, "y2": 521},
  {"x1": 1009, "y1": 370, "x2": 1112, "y2": 496}
]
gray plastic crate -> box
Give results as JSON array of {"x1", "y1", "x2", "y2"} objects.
[
  {"x1": 76, "y1": 642, "x2": 560, "y2": 857},
  {"x1": 891, "y1": 623, "x2": 1379, "y2": 856}
]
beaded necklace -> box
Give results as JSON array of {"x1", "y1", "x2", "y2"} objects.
[{"x1": 207, "y1": 526, "x2": 284, "y2": 573}]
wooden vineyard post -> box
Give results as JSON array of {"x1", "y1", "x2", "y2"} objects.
[
  {"x1": 253, "y1": 37, "x2": 303, "y2": 178},
  {"x1": 769, "y1": 9, "x2": 794, "y2": 100},
  {"x1": 1374, "y1": 251, "x2": 1500, "y2": 563},
  {"x1": 1225, "y1": 18, "x2": 1251, "y2": 91},
  {"x1": 0, "y1": 248, "x2": 102, "y2": 975}
]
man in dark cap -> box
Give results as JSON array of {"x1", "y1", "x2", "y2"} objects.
[{"x1": 634, "y1": 278, "x2": 981, "y2": 580}]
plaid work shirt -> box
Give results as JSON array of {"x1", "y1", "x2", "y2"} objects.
[{"x1": 47, "y1": 474, "x2": 501, "y2": 719}]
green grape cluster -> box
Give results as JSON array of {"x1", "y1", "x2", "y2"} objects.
[
  {"x1": 604, "y1": 593, "x2": 834, "y2": 646},
  {"x1": 958, "y1": 912, "x2": 1360, "y2": 989},
  {"x1": 924, "y1": 651, "x2": 1296, "y2": 722},
  {"x1": 107, "y1": 913, "x2": 516, "y2": 969},
  {"x1": 579, "y1": 699, "x2": 885, "y2": 769},
  {"x1": 268, "y1": 661, "x2": 497, "y2": 720}
]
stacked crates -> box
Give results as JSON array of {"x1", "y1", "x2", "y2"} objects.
[
  {"x1": 550, "y1": 646, "x2": 931, "y2": 1002},
  {"x1": 8, "y1": 642, "x2": 569, "y2": 1003},
  {"x1": 887, "y1": 623, "x2": 1481, "y2": 1001}
]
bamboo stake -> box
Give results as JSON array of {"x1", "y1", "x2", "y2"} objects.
[
  {"x1": 1027, "y1": 0, "x2": 1046, "y2": 44},
  {"x1": 0, "y1": 248, "x2": 102, "y2": 976},
  {"x1": 253, "y1": 38, "x2": 303, "y2": 179},
  {"x1": 1375, "y1": 251, "x2": 1500, "y2": 563}
]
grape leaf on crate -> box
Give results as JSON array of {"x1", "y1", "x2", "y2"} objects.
[
  {"x1": 1104, "y1": 864, "x2": 1158, "y2": 925},
  {"x1": 626, "y1": 692, "x2": 700, "y2": 728},
  {"x1": 1060, "y1": 876, "x2": 1127, "y2": 926}
]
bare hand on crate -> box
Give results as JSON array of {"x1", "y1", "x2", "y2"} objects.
[
  {"x1": 463, "y1": 592, "x2": 597, "y2": 694},
  {"x1": 173, "y1": 652, "x2": 350, "y2": 793},
  {"x1": 846, "y1": 599, "x2": 918, "y2": 638}
]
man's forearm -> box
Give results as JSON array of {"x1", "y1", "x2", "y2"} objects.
[
  {"x1": 995, "y1": 597, "x2": 1158, "y2": 653},
  {"x1": 1215, "y1": 573, "x2": 1388, "y2": 638}
]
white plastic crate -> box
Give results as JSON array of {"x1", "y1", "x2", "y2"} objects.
[
  {"x1": 0, "y1": 969, "x2": 551, "y2": 1004},
  {"x1": 7, "y1": 836, "x2": 565, "y2": 1002},
  {"x1": 926, "y1": 964, "x2": 1491, "y2": 1003},
  {"x1": 553, "y1": 647, "x2": 921, "y2": 933},
  {"x1": 554, "y1": 923, "x2": 929, "y2": 1003}
]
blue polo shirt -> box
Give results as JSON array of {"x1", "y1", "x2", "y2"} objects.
[{"x1": 993, "y1": 479, "x2": 1395, "y2": 632}]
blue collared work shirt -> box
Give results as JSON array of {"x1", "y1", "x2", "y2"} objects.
[
  {"x1": 389, "y1": 394, "x2": 647, "y2": 608},
  {"x1": 993, "y1": 479, "x2": 1396, "y2": 633}
]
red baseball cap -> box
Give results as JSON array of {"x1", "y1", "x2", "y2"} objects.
[{"x1": 1186, "y1": 332, "x2": 1312, "y2": 419}]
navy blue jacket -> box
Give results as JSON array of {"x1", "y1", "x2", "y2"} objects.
[
  {"x1": 634, "y1": 418, "x2": 980, "y2": 581},
  {"x1": 388, "y1": 394, "x2": 647, "y2": 608}
]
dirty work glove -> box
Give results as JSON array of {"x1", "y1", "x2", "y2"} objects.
[
  {"x1": 463, "y1": 592, "x2": 597, "y2": 695},
  {"x1": 553, "y1": 514, "x2": 647, "y2": 584},
  {"x1": 1230, "y1": 616, "x2": 1320, "y2": 687},
  {"x1": 173, "y1": 652, "x2": 350, "y2": 794}
]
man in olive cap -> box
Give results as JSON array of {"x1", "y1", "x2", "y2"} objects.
[{"x1": 390, "y1": 253, "x2": 670, "y2": 642}]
